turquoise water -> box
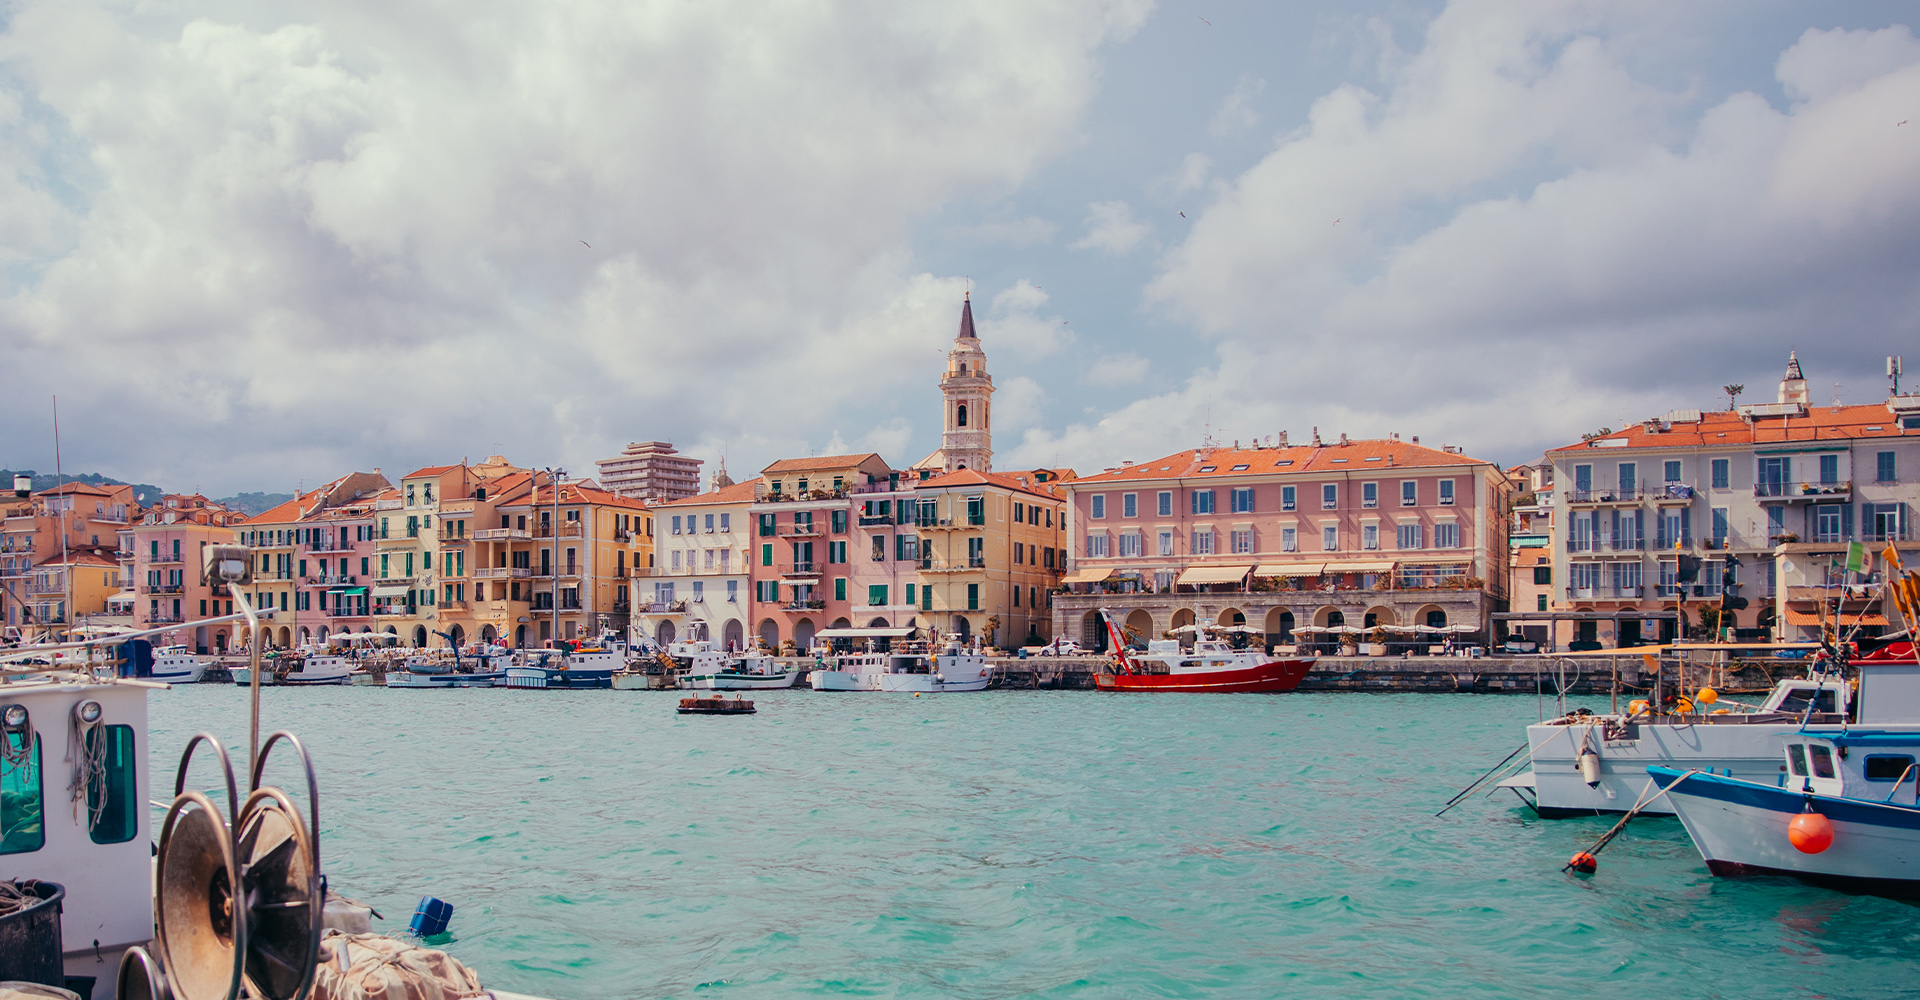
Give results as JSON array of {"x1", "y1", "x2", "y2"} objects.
[{"x1": 149, "y1": 687, "x2": 1920, "y2": 999}]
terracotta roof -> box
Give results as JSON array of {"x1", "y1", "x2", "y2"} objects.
[
  {"x1": 241, "y1": 486, "x2": 331, "y2": 526},
  {"x1": 761, "y1": 454, "x2": 886, "y2": 474},
  {"x1": 36, "y1": 548, "x2": 120, "y2": 569},
  {"x1": 1072, "y1": 440, "x2": 1492, "y2": 484},
  {"x1": 404, "y1": 465, "x2": 461, "y2": 479},
  {"x1": 1547, "y1": 403, "x2": 1911, "y2": 454},
  {"x1": 917, "y1": 468, "x2": 1060, "y2": 501},
  {"x1": 35, "y1": 482, "x2": 114, "y2": 497},
  {"x1": 662, "y1": 480, "x2": 761, "y2": 506}
]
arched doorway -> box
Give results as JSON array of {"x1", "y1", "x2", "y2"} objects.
[
  {"x1": 1312, "y1": 606, "x2": 1345, "y2": 627},
  {"x1": 954, "y1": 616, "x2": 972, "y2": 642},
  {"x1": 1216, "y1": 608, "x2": 1245, "y2": 626},
  {"x1": 1265, "y1": 608, "x2": 1294, "y2": 645},
  {"x1": 758, "y1": 619, "x2": 780, "y2": 648},
  {"x1": 214, "y1": 630, "x2": 228, "y2": 653},
  {"x1": 480, "y1": 624, "x2": 497, "y2": 644},
  {"x1": 514, "y1": 624, "x2": 527, "y2": 647},
  {"x1": 298, "y1": 627, "x2": 311, "y2": 645},
  {"x1": 1124, "y1": 609, "x2": 1155, "y2": 649},
  {"x1": 448, "y1": 624, "x2": 465, "y2": 647},
  {"x1": 413, "y1": 625, "x2": 428, "y2": 648},
  {"x1": 868, "y1": 617, "x2": 890, "y2": 628},
  {"x1": 196, "y1": 625, "x2": 210, "y2": 654},
  {"x1": 1169, "y1": 608, "x2": 1196, "y2": 634},
  {"x1": 277, "y1": 626, "x2": 291, "y2": 648},
  {"x1": 656, "y1": 620, "x2": 677, "y2": 646},
  {"x1": 317, "y1": 626, "x2": 329, "y2": 644},
  {"x1": 795, "y1": 619, "x2": 817, "y2": 649},
  {"x1": 383, "y1": 626, "x2": 398, "y2": 647},
  {"x1": 1364, "y1": 606, "x2": 1395, "y2": 628},
  {"x1": 722, "y1": 619, "x2": 744, "y2": 650},
  {"x1": 1081, "y1": 611, "x2": 1103, "y2": 648},
  {"x1": 831, "y1": 617, "x2": 851, "y2": 629},
  {"x1": 1421, "y1": 605, "x2": 1447, "y2": 628}
]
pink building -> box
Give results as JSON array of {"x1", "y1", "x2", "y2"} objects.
[
  {"x1": 130, "y1": 495, "x2": 244, "y2": 652},
  {"x1": 1054, "y1": 437, "x2": 1511, "y2": 651}
]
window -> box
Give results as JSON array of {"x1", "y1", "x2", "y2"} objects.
[
  {"x1": 1361, "y1": 483, "x2": 1377, "y2": 508},
  {"x1": 906, "y1": 583, "x2": 917, "y2": 606},
  {"x1": 1758, "y1": 457, "x2": 1791, "y2": 496},
  {"x1": 1157, "y1": 491, "x2": 1172, "y2": 516},
  {"x1": 1231, "y1": 488, "x2": 1255, "y2": 513},
  {"x1": 896, "y1": 534, "x2": 916, "y2": 562},
  {"x1": 1192, "y1": 490, "x2": 1215, "y2": 515},
  {"x1": 761, "y1": 544, "x2": 773, "y2": 566},
  {"x1": 872, "y1": 536, "x2": 886, "y2": 561},
  {"x1": 1813, "y1": 504, "x2": 1845, "y2": 543},
  {"x1": 1618, "y1": 463, "x2": 1636, "y2": 493},
  {"x1": 1321, "y1": 484, "x2": 1338, "y2": 510},
  {"x1": 1358, "y1": 524, "x2": 1376, "y2": 550},
  {"x1": 1119, "y1": 533, "x2": 1142, "y2": 558},
  {"x1": 1868, "y1": 503, "x2": 1905, "y2": 542},
  {"x1": 868, "y1": 585, "x2": 888, "y2": 606},
  {"x1": 1158, "y1": 530, "x2": 1174, "y2": 557},
  {"x1": 1231, "y1": 529, "x2": 1253, "y2": 554},
  {"x1": 1711, "y1": 507, "x2": 1729, "y2": 547},
  {"x1": 922, "y1": 585, "x2": 933, "y2": 610},
  {"x1": 1086, "y1": 534, "x2": 1110, "y2": 558},
  {"x1": 1091, "y1": 495, "x2": 1106, "y2": 519},
  {"x1": 1866, "y1": 755, "x2": 1917, "y2": 781},
  {"x1": 1401, "y1": 481, "x2": 1417, "y2": 506},
  {"x1": 1570, "y1": 562, "x2": 1600, "y2": 593},
  {"x1": 0, "y1": 729, "x2": 42, "y2": 854},
  {"x1": 1396, "y1": 523, "x2": 1423, "y2": 550},
  {"x1": 1192, "y1": 529, "x2": 1215, "y2": 555},
  {"x1": 1434, "y1": 522, "x2": 1459, "y2": 548},
  {"x1": 1281, "y1": 486, "x2": 1296, "y2": 512},
  {"x1": 1880, "y1": 452, "x2": 1898, "y2": 483},
  {"x1": 1437, "y1": 480, "x2": 1454, "y2": 506},
  {"x1": 833, "y1": 578, "x2": 845, "y2": 601},
  {"x1": 829, "y1": 540, "x2": 846, "y2": 563},
  {"x1": 1612, "y1": 562, "x2": 1641, "y2": 596},
  {"x1": 1533, "y1": 565, "x2": 1552, "y2": 585},
  {"x1": 1322, "y1": 525, "x2": 1338, "y2": 551},
  {"x1": 1280, "y1": 527, "x2": 1297, "y2": 552},
  {"x1": 1664, "y1": 461, "x2": 1682, "y2": 483},
  {"x1": 1819, "y1": 455, "x2": 1839, "y2": 485},
  {"x1": 967, "y1": 583, "x2": 980, "y2": 610},
  {"x1": 1711, "y1": 459, "x2": 1730, "y2": 489},
  {"x1": 759, "y1": 513, "x2": 776, "y2": 537},
  {"x1": 1013, "y1": 502, "x2": 1024, "y2": 523},
  {"x1": 967, "y1": 496, "x2": 985, "y2": 525},
  {"x1": 1122, "y1": 493, "x2": 1137, "y2": 518}
]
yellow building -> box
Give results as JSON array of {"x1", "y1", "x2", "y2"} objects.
[{"x1": 910, "y1": 469, "x2": 1069, "y2": 648}]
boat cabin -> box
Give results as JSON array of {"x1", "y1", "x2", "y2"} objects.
[
  {"x1": 1783, "y1": 733, "x2": 1920, "y2": 806},
  {"x1": 1759, "y1": 679, "x2": 1853, "y2": 716}
]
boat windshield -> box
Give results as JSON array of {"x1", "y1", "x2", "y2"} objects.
[
  {"x1": 1808, "y1": 745, "x2": 1837, "y2": 779},
  {"x1": 1786, "y1": 744, "x2": 1809, "y2": 777},
  {"x1": 1775, "y1": 687, "x2": 1837, "y2": 714}
]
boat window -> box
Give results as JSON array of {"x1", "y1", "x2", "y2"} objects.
[
  {"x1": 1809, "y1": 745, "x2": 1837, "y2": 779},
  {"x1": 88, "y1": 725, "x2": 138, "y2": 844},
  {"x1": 1786, "y1": 744, "x2": 1808, "y2": 777},
  {"x1": 0, "y1": 730, "x2": 44, "y2": 854},
  {"x1": 1865, "y1": 755, "x2": 1916, "y2": 782},
  {"x1": 1775, "y1": 687, "x2": 1836, "y2": 714}
]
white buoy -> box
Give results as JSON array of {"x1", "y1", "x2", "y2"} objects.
[{"x1": 1578, "y1": 747, "x2": 1602, "y2": 787}]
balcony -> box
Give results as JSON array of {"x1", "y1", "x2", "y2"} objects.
[
  {"x1": 1755, "y1": 481, "x2": 1851, "y2": 502},
  {"x1": 149, "y1": 553, "x2": 184, "y2": 564},
  {"x1": 473, "y1": 567, "x2": 532, "y2": 579},
  {"x1": 376, "y1": 498, "x2": 403, "y2": 510},
  {"x1": 780, "y1": 600, "x2": 827, "y2": 611},
  {"x1": 473, "y1": 527, "x2": 532, "y2": 541},
  {"x1": 375, "y1": 574, "x2": 418, "y2": 586},
  {"x1": 302, "y1": 575, "x2": 359, "y2": 586},
  {"x1": 535, "y1": 523, "x2": 584, "y2": 539},
  {"x1": 376, "y1": 535, "x2": 418, "y2": 548},
  {"x1": 856, "y1": 515, "x2": 894, "y2": 527},
  {"x1": 438, "y1": 534, "x2": 469, "y2": 545},
  {"x1": 1564, "y1": 487, "x2": 1645, "y2": 506},
  {"x1": 440, "y1": 601, "x2": 469, "y2": 613},
  {"x1": 614, "y1": 529, "x2": 633, "y2": 542},
  {"x1": 142, "y1": 584, "x2": 185, "y2": 595},
  {"x1": 373, "y1": 605, "x2": 411, "y2": 617},
  {"x1": 787, "y1": 524, "x2": 821, "y2": 537}
]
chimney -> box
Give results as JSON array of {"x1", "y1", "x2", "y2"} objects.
[
  {"x1": 1311, "y1": 426, "x2": 1322, "y2": 447},
  {"x1": 1411, "y1": 436, "x2": 1420, "y2": 445},
  {"x1": 1277, "y1": 430, "x2": 1289, "y2": 447},
  {"x1": 1339, "y1": 433, "x2": 1348, "y2": 446}
]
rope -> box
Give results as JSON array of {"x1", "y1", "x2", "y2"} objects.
[
  {"x1": 65, "y1": 712, "x2": 108, "y2": 830},
  {"x1": 1563, "y1": 768, "x2": 1701, "y2": 871},
  {"x1": 0, "y1": 879, "x2": 43, "y2": 918},
  {"x1": 1436, "y1": 741, "x2": 1532, "y2": 816}
]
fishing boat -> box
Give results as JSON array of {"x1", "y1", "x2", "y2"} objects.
[
  {"x1": 502, "y1": 643, "x2": 619, "y2": 689},
  {"x1": 1654, "y1": 728, "x2": 1920, "y2": 897},
  {"x1": 1091, "y1": 610, "x2": 1313, "y2": 693},
  {"x1": 147, "y1": 644, "x2": 206, "y2": 684},
  {"x1": 807, "y1": 638, "x2": 992, "y2": 692},
  {"x1": 677, "y1": 695, "x2": 757, "y2": 715},
  {"x1": 681, "y1": 650, "x2": 801, "y2": 690},
  {"x1": 387, "y1": 644, "x2": 511, "y2": 688}
]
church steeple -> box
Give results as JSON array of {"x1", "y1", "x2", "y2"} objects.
[
  {"x1": 940, "y1": 294, "x2": 992, "y2": 472},
  {"x1": 1779, "y1": 350, "x2": 1809, "y2": 406}
]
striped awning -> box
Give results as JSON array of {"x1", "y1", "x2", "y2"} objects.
[
  {"x1": 1176, "y1": 565, "x2": 1254, "y2": 586},
  {"x1": 1254, "y1": 563, "x2": 1323, "y2": 577},
  {"x1": 1061, "y1": 567, "x2": 1115, "y2": 584},
  {"x1": 1325, "y1": 561, "x2": 1396, "y2": 574},
  {"x1": 1784, "y1": 609, "x2": 1889, "y2": 627}
]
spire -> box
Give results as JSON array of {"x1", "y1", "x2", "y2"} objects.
[
  {"x1": 957, "y1": 293, "x2": 977, "y2": 342},
  {"x1": 1784, "y1": 350, "x2": 1804, "y2": 381}
]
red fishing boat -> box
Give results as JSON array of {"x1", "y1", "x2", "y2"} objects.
[{"x1": 1091, "y1": 609, "x2": 1314, "y2": 693}]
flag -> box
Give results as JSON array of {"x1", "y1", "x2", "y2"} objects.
[
  {"x1": 1885, "y1": 541, "x2": 1904, "y2": 573},
  {"x1": 1847, "y1": 541, "x2": 1867, "y2": 574}
]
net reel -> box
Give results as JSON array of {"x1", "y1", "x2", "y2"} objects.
[{"x1": 152, "y1": 732, "x2": 323, "y2": 1000}]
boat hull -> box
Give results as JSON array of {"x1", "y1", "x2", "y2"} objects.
[
  {"x1": 1654, "y1": 765, "x2": 1920, "y2": 897},
  {"x1": 1523, "y1": 715, "x2": 1850, "y2": 818},
  {"x1": 503, "y1": 666, "x2": 613, "y2": 689},
  {"x1": 387, "y1": 671, "x2": 504, "y2": 688},
  {"x1": 683, "y1": 670, "x2": 800, "y2": 690},
  {"x1": 1095, "y1": 658, "x2": 1312, "y2": 693}
]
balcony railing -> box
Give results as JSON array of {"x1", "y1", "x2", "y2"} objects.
[
  {"x1": 1565, "y1": 488, "x2": 1646, "y2": 504},
  {"x1": 857, "y1": 515, "x2": 894, "y2": 527},
  {"x1": 535, "y1": 523, "x2": 585, "y2": 539},
  {"x1": 781, "y1": 600, "x2": 827, "y2": 611},
  {"x1": 474, "y1": 527, "x2": 532, "y2": 541},
  {"x1": 142, "y1": 584, "x2": 185, "y2": 595},
  {"x1": 1756, "y1": 481, "x2": 1851, "y2": 499},
  {"x1": 473, "y1": 567, "x2": 531, "y2": 579},
  {"x1": 375, "y1": 574, "x2": 418, "y2": 586},
  {"x1": 787, "y1": 525, "x2": 821, "y2": 536},
  {"x1": 301, "y1": 575, "x2": 360, "y2": 586}
]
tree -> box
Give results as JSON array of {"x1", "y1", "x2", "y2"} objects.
[{"x1": 1723, "y1": 384, "x2": 1745, "y2": 410}]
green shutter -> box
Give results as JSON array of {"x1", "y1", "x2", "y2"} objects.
[
  {"x1": 835, "y1": 578, "x2": 846, "y2": 601},
  {"x1": 762, "y1": 544, "x2": 773, "y2": 566}
]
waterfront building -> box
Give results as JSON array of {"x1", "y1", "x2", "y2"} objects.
[
  {"x1": 644, "y1": 479, "x2": 757, "y2": 649},
  {"x1": 482, "y1": 473, "x2": 652, "y2": 647},
  {"x1": 1504, "y1": 463, "x2": 1562, "y2": 649},
  {"x1": 129, "y1": 495, "x2": 243, "y2": 652},
  {"x1": 910, "y1": 294, "x2": 994, "y2": 475},
  {"x1": 595, "y1": 441, "x2": 704, "y2": 501},
  {"x1": 1, "y1": 482, "x2": 135, "y2": 633},
  {"x1": 746, "y1": 455, "x2": 892, "y2": 649},
  {"x1": 909, "y1": 468, "x2": 1069, "y2": 647},
  {"x1": 1052, "y1": 436, "x2": 1512, "y2": 650},
  {"x1": 233, "y1": 472, "x2": 391, "y2": 649},
  {"x1": 1543, "y1": 353, "x2": 1920, "y2": 646},
  {"x1": 21, "y1": 547, "x2": 120, "y2": 633}
]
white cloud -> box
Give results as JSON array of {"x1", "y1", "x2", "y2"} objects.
[
  {"x1": 1209, "y1": 74, "x2": 1266, "y2": 136},
  {"x1": 950, "y1": 215, "x2": 1059, "y2": 246},
  {"x1": 1085, "y1": 352, "x2": 1149, "y2": 386},
  {"x1": 0, "y1": 1, "x2": 1151, "y2": 491},
  {"x1": 980, "y1": 278, "x2": 1076, "y2": 360},
  {"x1": 1070, "y1": 199, "x2": 1152, "y2": 253},
  {"x1": 1024, "y1": 7, "x2": 1920, "y2": 474},
  {"x1": 1166, "y1": 152, "x2": 1213, "y2": 197}
]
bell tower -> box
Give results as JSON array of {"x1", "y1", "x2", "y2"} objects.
[{"x1": 941, "y1": 295, "x2": 993, "y2": 472}]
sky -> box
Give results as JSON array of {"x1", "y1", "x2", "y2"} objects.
[{"x1": 3, "y1": 0, "x2": 1918, "y2": 495}]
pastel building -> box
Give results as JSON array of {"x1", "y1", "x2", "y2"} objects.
[
  {"x1": 1545, "y1": 353, "x2": 1920, "y2": 646},
  {"x1": 909, "y1": 469, "x2": 1069, "y2": 646},
  {"x1": 2, "y1": 482, "x2": 135, "y2": 632},
  {"x1": 1054, "y1": 437, "x2": 1511, "y2": 650},
  {"x1": 130, "y1": 495, "x2": 243, "y2": 652},
  {"x1": 746, "y1": 454, "x2": 893, "y2": 649},
  {"x1": 645, "y1": 479, "x2": 756, "y2": 648}
]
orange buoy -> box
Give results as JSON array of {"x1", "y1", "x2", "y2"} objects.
[
  {"x1": 1628, "y1": 699, "x2": 1650, "y2": 715},
  {"x1": 1569, "y1": 852, "x2": 1598, "y2": 874},
  {"x1": 1789, "y1": 810, "x2": 1834, "y2": 854},
  {"x1": 1697, "y1": 687, "x2": 1719, "y2": 705}
]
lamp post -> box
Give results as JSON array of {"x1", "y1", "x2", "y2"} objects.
[{"x1": 547, "y1": 467, "x2": 565, "y2": 646}]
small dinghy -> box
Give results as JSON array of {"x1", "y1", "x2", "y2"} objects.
[{"x1": 678, "y1": 695, "x2": 756, "y2": 715}]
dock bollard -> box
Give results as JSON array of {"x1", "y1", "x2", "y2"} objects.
[{"x1": 409, "y1": 896, "x2": 454, "y2": 937}]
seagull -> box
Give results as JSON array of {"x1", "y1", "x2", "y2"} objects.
[
  {"x1": 1333, "y1": 218, "x2": 1341, "y2": 226},
  {"x1": 580, "y1": 240, "x2": 591, "y2": 248},
  {"x1": 1901, "y1": 120, "x2": 1911, "y2": 126},
  {"x1": 1180, "y1": 211, "x2": 1187, "y2": 218},
  {"x1": 1197, "y1": 16, "x2": 1210, "y2": 25}
]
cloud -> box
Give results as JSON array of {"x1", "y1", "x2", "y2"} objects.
[
  {"x1": 0, "y1": 0, "x2": 1151, "y2": 492},
  {"x1": 980, "y1": 278, "x2": 1076, "y2": 360},
  {"x1": 1024, "y1": 7, "x2": 1920, "y2": 474},
  {"x1": 1209, "y1": 74, "x2": 1266, "y2": 136},
  {"x1": 950, "y1": 215, "x2": 1059, "y2": 246},
  {"x1": 1070, "y1": 199, "x2": 1152, "y2": 253},
  {"x1": 1085, "y1": 352, "x2": 1149, "y2": 386},
  {"x1": 1165, "y1": 152, "x2": 1213, "y2": 197}
]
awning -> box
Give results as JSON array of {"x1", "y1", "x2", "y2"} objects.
[
  {"x1": 1325, "y1": 561, "x2": 1396, "y2": 574},
  {"x1": 1784, "y1": 609, "x2": 1889, "y2": 627},
  {"x1": 1176, "y1": 565, "x2": 1254, "y2": 586},
  {"x1": 1395, "y1": 555, "x2": 1474, "y2": 565},
  {"x1": 1061, "y1": 567, "x2": 1115, "y2": 584},
  {"x1": 1255, "y1": 563, "x2": 1323, "y2": 577},
  {"x1": 814, "y1": 627, "x2": 917, "y2": 639},
  {"x1": 327, "y1": 586, "x2": 368, "y2": 596},
  {"x1": 371, "y1": 584, "x2": 412, "y2": 597},
  {"x1": 106, "y1": 590, "x2": 137, "y2": 604}
]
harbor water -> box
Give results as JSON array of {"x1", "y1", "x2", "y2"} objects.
[{"x1": 150, "y1": 686, "x2": 1920, "y2": 999}]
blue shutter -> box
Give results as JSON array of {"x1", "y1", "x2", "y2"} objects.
[
  {"x1": 1843, "y1": 503, "x2": 1854, "y2": 540},
  {"x1": 1609, "y1": 511, "x2": 1620, "y2": 549},
  {"x1": 1634, "y1": 511, "x2": 1645, "y2": 549},
  {"x1": 1680, "y1": 507, "x2": 1691, "y2": 545}
]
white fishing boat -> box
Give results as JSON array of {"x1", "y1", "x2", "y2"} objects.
[
  {"x1": 808, "y1": 636, "x2": 992, "y2": 693},
  {"x1": 148, "y1": 643, "x2": 207, "y2": 684},
  {"x1": 503, "y1": 643, "x2": 619, "y2": 689},
  {"x1": 1655, "y1": 728, "x2": 1920, "y2": 897},
  {"x1": 682, "y1": 651, "x2": 800, "y2": 690},
  {"x1": 1512, "y1": 671, "x2": 1864, "y2": 817},
  {"x1": 387, "y1": 645, "x2": 512, "y2": 688}
]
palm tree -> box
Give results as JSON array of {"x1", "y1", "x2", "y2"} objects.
[{"x1": 1723, "y1": 384, "x2": 1744, "y2": 410}]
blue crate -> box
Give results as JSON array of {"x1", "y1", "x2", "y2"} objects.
[{"x1": 409, "y1": 896, "x2": 453, "y2": 937}]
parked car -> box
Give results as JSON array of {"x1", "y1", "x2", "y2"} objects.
[{"x1": 1036, "y1": 638, "x2": 1085, "y2": 657}]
